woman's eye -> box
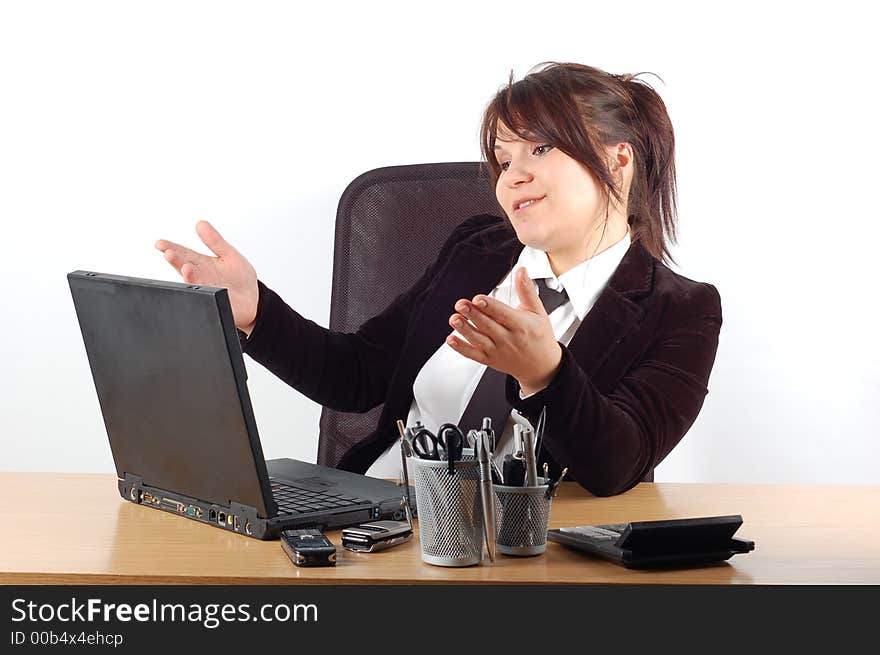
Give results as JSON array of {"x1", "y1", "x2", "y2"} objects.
[{"x1": 498, "y1": 145, "x2": 551, "y2": 173}]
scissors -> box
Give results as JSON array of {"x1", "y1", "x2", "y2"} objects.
[{"x1": 410, "y1": 423, "x2": 465, "y2": 475}]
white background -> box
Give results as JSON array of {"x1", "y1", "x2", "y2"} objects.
[{"x1": 1, "y1": 1, "x2": 877, "y2": 483}]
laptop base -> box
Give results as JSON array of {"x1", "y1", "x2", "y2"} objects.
[{"x1": 120, "y1": 459, "x2": 406, "y2": 540}]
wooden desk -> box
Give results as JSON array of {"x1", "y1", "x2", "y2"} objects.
[{"x1": 1, "y1": 473, "x2": 877, "y2": 584}]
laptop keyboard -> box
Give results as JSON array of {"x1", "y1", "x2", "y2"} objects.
[{"x1": 269, "y1": 478, "x2": 372, "y2": 516}]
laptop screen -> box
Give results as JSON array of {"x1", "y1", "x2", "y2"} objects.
[{"x1": 68, "y1": 271, "x2": 275, "y2": 517}]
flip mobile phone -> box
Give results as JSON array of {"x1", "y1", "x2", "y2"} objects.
[
  {"x1": 341, "y1": 519, "x2": 413, "y2": 552},
  {"x1": 341, "y1": 498, "x2": 414, "y2": 552},
  {"x1": 280, "y1": 528, "x2": 337, "y2": 567}
]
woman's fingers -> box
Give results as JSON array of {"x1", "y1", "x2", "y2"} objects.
[
  {"x1": 157, "y1": 245, "x2": 185, "y2": 276},
  {"x1": 180, "y1": 262, "x2": 199, "y2": 284},
  {"x1": 468, "y1": 294, "x2": 525, "y2": 330},
  {"x1": 159, "y1": 244, "x2": 194, "y2": 270},
  {"x1": 449, "y1": 313, "x2": 495, "y2": 351},
  {"x1": 155, "y1": 239, "x2": 204, "y2": 264},
  {"x1": 454, "y1": 300, "x2": 507, "y2": 341},
  {"x1": 155, "y1": 238, "x2": 215, "y2": 285},
  {"x1": 155, "y1": 238, "x2": 182, "y2": 258},
  {"x1": 195, "y1": 220, "x2": 236, "y2": 258},
  {"x1": 446, "y1": 333, "x2": 489, "y2": 365},
  {"x1": 154, "y1": 223, "x2": 256, "y2": 329}
]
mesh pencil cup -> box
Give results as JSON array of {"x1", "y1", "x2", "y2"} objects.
[
  {"x1": 493, "y1": 479, "x2": 552, "y2": 556},
  {"x1": 411, "y1": 456, "x2": 484, "y2": 567}
]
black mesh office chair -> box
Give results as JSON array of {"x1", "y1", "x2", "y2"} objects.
[{"x1": 317, "y1": 162, "x2": 502, "y2": 467}]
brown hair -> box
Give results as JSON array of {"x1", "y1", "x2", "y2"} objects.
[{"x1": 480, "y1": 62, "x2": 678, "y2": 264}]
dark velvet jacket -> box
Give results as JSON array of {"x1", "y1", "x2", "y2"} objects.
[{"x1": 241, "y1": 214, "x2": 722, "y2": 497}]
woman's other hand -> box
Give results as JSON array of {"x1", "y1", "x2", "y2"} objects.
[
  {"x1": 155, "y1": 220, "x2": 260, "y2": 334},
  {"x1": 446, "y1": 267, "x2": 563, "y2": 395}
]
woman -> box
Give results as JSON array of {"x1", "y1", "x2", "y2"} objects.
[{"x1": 155, "y1": 62, "x2": 721, "y2": 497}]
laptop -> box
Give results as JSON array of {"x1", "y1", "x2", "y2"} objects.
[
  {"x1": 67, "y1": 270, "x2": 406, "y2": 540},
  {"x1": 548, "y1": 515, "x2": 755, "y2": 569}
]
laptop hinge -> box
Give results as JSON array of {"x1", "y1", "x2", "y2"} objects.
[
  {"x1": 119, "y1": 473, "x2": 145, "y2": 503},
  {"x1": 229, "y1": 501, "x2": 264, "y2": 538}
]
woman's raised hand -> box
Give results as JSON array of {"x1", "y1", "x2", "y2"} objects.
[
  {"x1": 155, "y1": 220, "x2": 260, "y2": 334},
  {"x1": 446, "y1": 267, "x2": 563, "y2": 396}
]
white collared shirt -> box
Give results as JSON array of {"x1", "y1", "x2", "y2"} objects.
[{"x1": 366, "y1": 231, "x2": 632, "y2": 479}]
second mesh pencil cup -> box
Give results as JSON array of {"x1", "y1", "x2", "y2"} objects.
[
  {"x1": 493, "y1": 480, "x2": 552, "y2": 556},
  {"x1": 411, "y1": 457, "x2": 484, "y2": 567}
]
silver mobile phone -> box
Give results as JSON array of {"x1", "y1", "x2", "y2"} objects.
[
  {"x1": 341, "y1": 520, "x2": 413, "y2": 552},
  {"x1": 341, "y1": 499, "x2": 413, "y2": 552}
]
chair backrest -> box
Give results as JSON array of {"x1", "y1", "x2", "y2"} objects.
[{"x1": 317, "y1": 162, "x2": 503, "y2": 467}]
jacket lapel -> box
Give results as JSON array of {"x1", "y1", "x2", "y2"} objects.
[
  {"x1": 396, "y1": 220, "x2": 523, "y2": 386},
  {"x1": 385, "y1": 228, "x2": 655, "y2": 431},
  {"x1": 343, "y1": 222, "x2": 524, "y2": 472},
  {"x1": 348, "y1": 226, "x2": 658, "y2": 473},
  {"x1": 567, "y1": 239, "x2": 654, "y2": 379}
]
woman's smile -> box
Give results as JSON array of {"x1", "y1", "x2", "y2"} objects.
[{"x1": 513, "y1": 195, "x2": 546, "y2": 214}]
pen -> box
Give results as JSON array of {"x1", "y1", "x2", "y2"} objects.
[
  {"x1": 466, "y1": 429, "x2": 480, "y2": 452},
  {"x1": 401, "y1": 494, "x2": 413, "y2": 528},
  {"x1": 533, "y1": 406, "x2": 547, "y2": 466},
  {"x1": 475, "y1": 431, "x2": 496, "y2": 563},
  {"x1": 396, "y1": 420, "x2": 413, "y2": 511},
  {"x1": 555, "y1": 467, "x2": 568, "y2": 496},
  {"x1": 466, "y1": 427, "x2": 502, "y2": 482},
  {"x1": 513, "y1": 423, "x2": 524, "y2": 458},
  {"x1": 545, "y1": 467, "x2": 569, "y2": 500},
  {"x1": 522, "y1": 427, "x2": 538, "y2": 487},
  {"x1": 481, "y1": 417, "x2": 496, "y2": 453},
  {"x1": 490, "y1": 458, "x2": 504, "y2": 485}
]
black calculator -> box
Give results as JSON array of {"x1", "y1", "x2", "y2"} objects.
[{"x1": 548, "y1": 515, "x2": 755, "y2": 569}]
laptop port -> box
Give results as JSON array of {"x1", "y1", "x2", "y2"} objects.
[
  {"x1": 218, "y1": 512, "x2": 227, "y2": 524},
  {"x1": 227, "y1": 514, "x2": 234, "y2": 527},
  {"x1": 233, "y1": 515, "x2": 240, "y2": 531},
  {"x1": 209, "y1": 509, "x2": 217, "y2": 522},
  {"x1": 160, "y1": 498, "x2": 184, "y2": 512}
]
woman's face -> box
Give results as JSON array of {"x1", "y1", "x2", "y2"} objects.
[{"x1": 494, "y1": 128, "x2": 617, "y2": 257}]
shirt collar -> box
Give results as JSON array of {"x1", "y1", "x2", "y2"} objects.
[{"x1": 496, "y1": 232, "x2": 632, "y2": 321}]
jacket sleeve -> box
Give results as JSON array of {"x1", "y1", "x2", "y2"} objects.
[
  {"x1": 240, "y1": 214, "x2": 498, "y2": 413},
  {"x1": 507, "y1": 282, "x2": 722, "y2": 497}
]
